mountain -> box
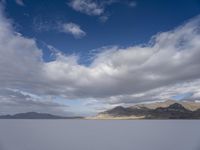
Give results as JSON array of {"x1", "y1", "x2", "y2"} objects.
[
  {"x1": 93, "y1": 100, "x2": 200, "y2": 119},
  {"x1": 0, "y1": 112, "x2": 83, "y2": 119},
  {"x1": 147, "y1": 103, "x2": 194, "y2": 119},
  {"x1": 130, "y1": 100, "x2": 200, "y2": 111}
]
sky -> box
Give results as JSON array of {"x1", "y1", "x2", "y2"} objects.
[{"x1": 0, "y1": 0, "x2": 200, "y2": 116}]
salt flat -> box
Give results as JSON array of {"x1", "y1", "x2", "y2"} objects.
[{"x1": 0, "y1": 120, "x2": 200, "y2": 150}]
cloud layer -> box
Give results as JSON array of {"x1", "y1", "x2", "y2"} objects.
[{"x1": 1, "y1": 3, "x2": 200, "y2": 114}]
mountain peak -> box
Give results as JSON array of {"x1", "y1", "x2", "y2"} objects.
[{"x1": 168, "y1": 103, "x2": 186, "y2": 110}]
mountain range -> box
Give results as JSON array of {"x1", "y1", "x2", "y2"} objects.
[
  {"x1": 0, "y1": 112, "x2": 83, "y2": 119},
  {"x1": 92, "y1": 100, "x2": 200, "y2": 119},
  {"x1": 1, "y1": 100, "x2": 200, "y2": 119}
]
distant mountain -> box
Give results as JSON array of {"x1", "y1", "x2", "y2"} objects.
[
  {"x1": 147, "y1": 103, "x2": 195, "y2": 119},
  {"x1": 130, "y1": 100, "x2": 200, "y2": 111},
  {"x1": 93, "y1": 100, "x2": 200, "y2": 119},
  {"x1": 0, "y1": 112, "x2": 83, "y2": 119}
]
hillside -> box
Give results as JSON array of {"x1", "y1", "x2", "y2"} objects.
[{"x1": 93, "y1": 100, "x2": 200, "y2": 119}]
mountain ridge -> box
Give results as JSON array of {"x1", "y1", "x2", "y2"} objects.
[
  {"x1": 130, "y1": 100, "x2": 200, "y2": 111},
  {"x1": 0, "y1": 112, "x2": 83, "y2": 119},
  {"x1": 92, "y1": 100, "x2": 200, "y2": 119}
]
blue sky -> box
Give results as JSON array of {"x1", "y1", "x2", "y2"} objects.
[
  {"x1": 0, "y1": 0, "x2": 200, "y2": 115},
  {"x1": 5, "y1": 0, "x2": 200, "y2": 63}
]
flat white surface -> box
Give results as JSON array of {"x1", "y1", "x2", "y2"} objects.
[{"x1": 0, "y1": 120, "x2": 200, "y2": 150}]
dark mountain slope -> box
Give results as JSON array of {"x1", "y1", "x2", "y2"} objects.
[{"x1": 98, "y1": 102, "x2": 200, "y2": 119}]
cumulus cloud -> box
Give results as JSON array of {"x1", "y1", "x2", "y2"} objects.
[
  {"x1": 34, "y1": 14, "x2": 200, "y2": 101},
  {"x1": 1, "y1": 2, "x2": 200, "y2": 114},
  {"x1": 40, "y1": 15, "x2": 200, "y2": 101},
  {"x1": 61, "y1": 22, "x2": 86, "y2": 38},
  {"x1": 0, "y1": 4, "x2": 69, "y2": 115}
]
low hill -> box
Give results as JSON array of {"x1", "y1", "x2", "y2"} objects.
[{"x1": 0, "y1": 112, "x2": 83, "y2": 119}]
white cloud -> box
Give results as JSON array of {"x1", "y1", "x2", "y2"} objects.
[
  {"x1": 67, "y1": 0, "x2": 137, "y2": 22},
  {"x1": 62, "y1": 22, "x2": 86, "y2": 38},
  {"x1": 0, "y1": 4, "x2": 68, "y2": 115},
  {"x1": 15, "y1": 0, "x2": 25, "y2": 6},
  {"x1": 68, "y1": 0, "x2": 104, "y2": 16},
  {"x1": 1, "y1": 2, "x2": 200, "y2": 114},
  {"x1": 42, "y1": 15, "x2": 200, "y2": 101},
  {"x1": 67, "y1": 0, "x2": 118, "y2": 22}
]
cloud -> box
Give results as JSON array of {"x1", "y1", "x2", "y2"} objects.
[
  {"x1": 0, "y1": 4, "x2": 70, "y2": 115},
  {"x1": 67, "y1": 0, "x2": 137, "y2": 22},
  {"x1": 67, "y1": 0, "x2": 118, "y2": 22},
  {"x1": 0, "y1": 88, "x2": 70, "y2": 115},
  {"x1": 68, "y1": 0, "x2": 104, "y2": 16},
  {"x1": 129, "y1": 1, "x2": 137, "y2": 7},
  {"x1": 103, "y1": 80, "x2": 200, "y2": 105},
  {"x1": 99, "y1": 15, "x2": 109, "y2": 23},
  {"x1": 15, "y1": 0, "x2": 25, "y2": 6},
  {"x1": 42, "y1": 14, "x2": 200, "y2": 101},
  {"x1": 1, "y1": 2, "x2": 200, "y2": 114},
  {"x1": 32, "y1": 16, "x2": 54, "y2": 32},
  {"x1": 61, "y1": 22, "x2": 86, "y2": 38}
]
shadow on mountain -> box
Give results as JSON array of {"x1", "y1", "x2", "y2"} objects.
[{"x1": 99, "y1": 102, "x2": 200, "y2": 119}]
